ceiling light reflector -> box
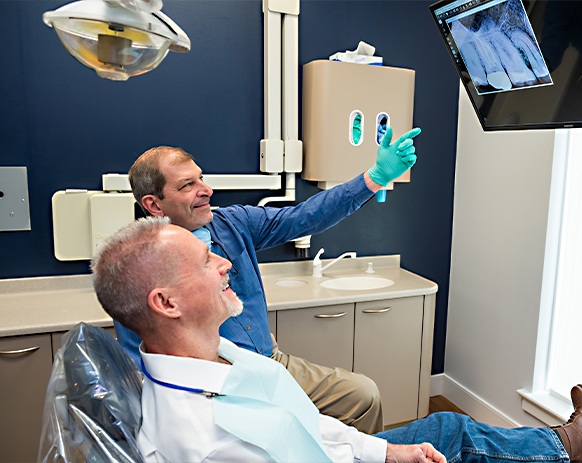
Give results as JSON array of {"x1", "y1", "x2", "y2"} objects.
[{"x1": 43, "y1": 0, "x2": 190, "y2": 81}]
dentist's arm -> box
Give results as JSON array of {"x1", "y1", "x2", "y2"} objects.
[{"x1": 365, "y1": 126, "x2": 422, "y2": 193}]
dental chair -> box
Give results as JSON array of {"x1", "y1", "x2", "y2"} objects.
[{"x1": 38, "y1": 322, "x2": 144, "y2": 463}]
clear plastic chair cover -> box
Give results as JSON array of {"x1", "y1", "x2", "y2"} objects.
[{"x1": 38, "y1": 322, "x2": 144, "y2": 463}]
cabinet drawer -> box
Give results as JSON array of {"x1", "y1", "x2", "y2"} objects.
[
  {"x1": 0, "y1": 333, "x2": 53, "y2": 463},
  {"x1": 276, "y1": 303, "x2": 354, "y2": 371},
  {"x1": 354, "y1": 297, "x2": 424, "y2": 425}
]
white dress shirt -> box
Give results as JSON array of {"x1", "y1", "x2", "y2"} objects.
[{"x1": 138, "y1": 338, "x2": 387, "y2": 462}]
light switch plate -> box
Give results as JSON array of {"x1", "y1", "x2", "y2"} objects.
[{"x1": 0, "y1": 167, "x2": 31, "y2": 231}]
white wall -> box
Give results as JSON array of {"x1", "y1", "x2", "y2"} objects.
[{"x1": 443, "y1": 89, "x2": 556, "y2": 427}]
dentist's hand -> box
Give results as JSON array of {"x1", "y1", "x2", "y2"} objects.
[{"x1": 367, "y1": 126, "x2": 422, "y2": 187}]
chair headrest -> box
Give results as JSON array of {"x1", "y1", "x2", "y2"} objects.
[{"x1": 39, "y1": 322, "x2": 144, "y2": 463}]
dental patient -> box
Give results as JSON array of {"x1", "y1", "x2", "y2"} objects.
[{"x1": 91, "y1": 216, "x2": 582, "y2": 463}]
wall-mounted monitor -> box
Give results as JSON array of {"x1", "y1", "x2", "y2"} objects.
[{"x1": 429, "y1": 0, "x2": 582, "y2": 131}]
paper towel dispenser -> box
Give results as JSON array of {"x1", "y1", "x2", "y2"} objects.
[{"x1": 302, "y1": 60, "x2": 415, "y2": 189}]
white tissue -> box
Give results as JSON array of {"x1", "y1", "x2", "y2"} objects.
[
  {"x1": 329, "y1": 41, "x2": 382, "y2": 65},
  {"x1": 352, "y1": 41, "x2": 376, "y2": 56}
]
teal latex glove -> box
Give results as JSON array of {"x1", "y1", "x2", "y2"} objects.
[
  {"x1": 352, "y1": 114, "x2": 362, "y2": 145},
  {"x1": 367, "y1": 126, "x2": 422, "y2": 186}
]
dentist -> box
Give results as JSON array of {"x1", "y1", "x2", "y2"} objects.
[{"x1": 115, "y1": 126, "x2": 421, "y2": 434}]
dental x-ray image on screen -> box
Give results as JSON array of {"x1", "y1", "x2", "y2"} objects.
[
  {"x1": 448, "y1": 0, "x2": 551, "y2": 95},
  {"x1": 430, "y1": 0, "x2": 582, "y2": 131}
]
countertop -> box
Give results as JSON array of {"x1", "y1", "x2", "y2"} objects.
[
  {"x1": 261, "y1": 255, "x2": 437, "y2": 310},
  {"x1": 0, "y1": 255, "x2": 437, "y2": 337},
  {"x1": 0, "y1": 275, "x2": 111, "y2": 337}
]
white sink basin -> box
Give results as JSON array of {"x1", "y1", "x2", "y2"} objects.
[{"x1": 320, "y1": 276, "x2": 395, "y2": 291}]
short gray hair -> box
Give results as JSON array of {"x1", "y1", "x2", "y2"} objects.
[{"x1": 91, "y1": 216, "x2": 173, "y2": 336}]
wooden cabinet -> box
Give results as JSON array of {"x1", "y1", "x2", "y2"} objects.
[
  {"x1": 275, "y1": 303, "x2": 354, "y2": 372},
  {"x1": 0, "y1": 333, "x2": 54, "y2": 463},
  {"x1": 354, "y1": 297, "x2": 423, "y2": 425},
  {"x1": 272, "y1": 295, "x2": 435, "y2": 427},
  {"x1": 267, "y1": 310, "x2": 276, "y2": 336},
  {"x1": 0, "y1": 325, "x2": 117, "y2": 463}
]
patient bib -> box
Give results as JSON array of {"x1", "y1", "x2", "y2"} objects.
[{"x1": 213, "y1": 340, "x2": 332, "y2": 463}]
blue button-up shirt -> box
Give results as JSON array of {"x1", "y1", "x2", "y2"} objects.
[{"x1": 115, "y1": 174, "x2": 374, "y2": 365}]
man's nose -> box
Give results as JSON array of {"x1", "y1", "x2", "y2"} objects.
[
  {"x1": 217, "y1": 255, "x2": 232, "y2": 274},
  {"x1": 200, "y1": 182, "x2": 213, "y2": 197}
]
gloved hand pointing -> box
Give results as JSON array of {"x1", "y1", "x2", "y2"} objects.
[{"x1": 367, "y1": 126, "x2": 422, "y2": 186}]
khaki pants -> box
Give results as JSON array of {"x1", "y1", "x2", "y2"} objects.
[{"x1": 270, "y1": 334, "x2": 383, "y2": 434}]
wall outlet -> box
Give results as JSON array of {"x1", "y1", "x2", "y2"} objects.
[{"x1": 0, "y1": 167, "x2": 31, "y2": 231}]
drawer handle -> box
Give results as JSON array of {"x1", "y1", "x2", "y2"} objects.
[
  {"x1": 362, "y1": 307, "x2": 392, "y2": 314},
  {"x1": 0, "y1": 346, "x2": 40, "y2": 356},
  {"x1": 314, "y1": 312, "x2": 347, "y2": 319}
]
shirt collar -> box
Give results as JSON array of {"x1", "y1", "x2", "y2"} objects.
[{"x1": 140, "y1": 339, "x2": 231, "y2": 393}]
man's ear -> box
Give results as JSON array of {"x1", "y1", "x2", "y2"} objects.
[
  {"x1": 148, "y1": 288, "x2": 181, "y2": 319},
  {"x1": 142, "y1": 195, "x2": 164, "y2": 217}
]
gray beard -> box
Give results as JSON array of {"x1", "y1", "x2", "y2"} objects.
[{"x1": 226, "y1": 295, "x2": 243, "y2": 318}]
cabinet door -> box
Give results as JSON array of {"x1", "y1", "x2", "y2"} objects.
[
  {"x1": 354, "y1": 297, "x2": 423, "y2": 426},
  {"x1": 267, "y1": 310, "x2": 276, "y2": 337},
  {"x1": 276, "y1": 303, "x2": 354, "y2": 371},
  {"x1": 0, "y1": 333, "x2": 53, "y2": 463}
]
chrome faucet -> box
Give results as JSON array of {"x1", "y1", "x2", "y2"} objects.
[{"x1": 312, "y1": 248, "x2": 357, "y2": 277}]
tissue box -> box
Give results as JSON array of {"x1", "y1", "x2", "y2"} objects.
[{"x1": 329, "y1": 52, "x2": 383, "y2": 66}]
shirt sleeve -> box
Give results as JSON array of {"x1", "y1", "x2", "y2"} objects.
[
  {"x1": 218, "y1": 174, "x2": 375, "y2": 251},
  {"x1": 319, "y1": 414, "x2": 387, "y2": 463}
]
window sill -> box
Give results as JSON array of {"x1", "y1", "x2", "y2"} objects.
[{"x1": 517, "y1": 389, "x2": 573, "y2": 426}]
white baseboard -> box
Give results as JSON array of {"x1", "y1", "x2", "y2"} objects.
[{"x1": 430, "y1": 374, "x2": 519, "y2": 428}]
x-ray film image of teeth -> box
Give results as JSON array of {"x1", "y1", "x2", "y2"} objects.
[{"x1": 448, "y1": 0, "x2": 553, "y2": 95}]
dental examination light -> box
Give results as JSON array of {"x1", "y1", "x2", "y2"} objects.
[{"x1": 43, "y1": 0, "x2": 190, "y2": 81}]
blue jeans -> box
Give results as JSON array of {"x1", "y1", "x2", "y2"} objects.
[{"x1": 374, "y1": 412, "x2": 569, "y2": 463}]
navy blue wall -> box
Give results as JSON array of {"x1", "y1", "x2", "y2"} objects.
[{"x1": 0, "y1": 0, "x2": 459, "y2": 374}]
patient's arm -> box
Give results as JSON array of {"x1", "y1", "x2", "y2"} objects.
[{"x1": 385, "y1": 442, "x2": 447, "y2": 463}]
